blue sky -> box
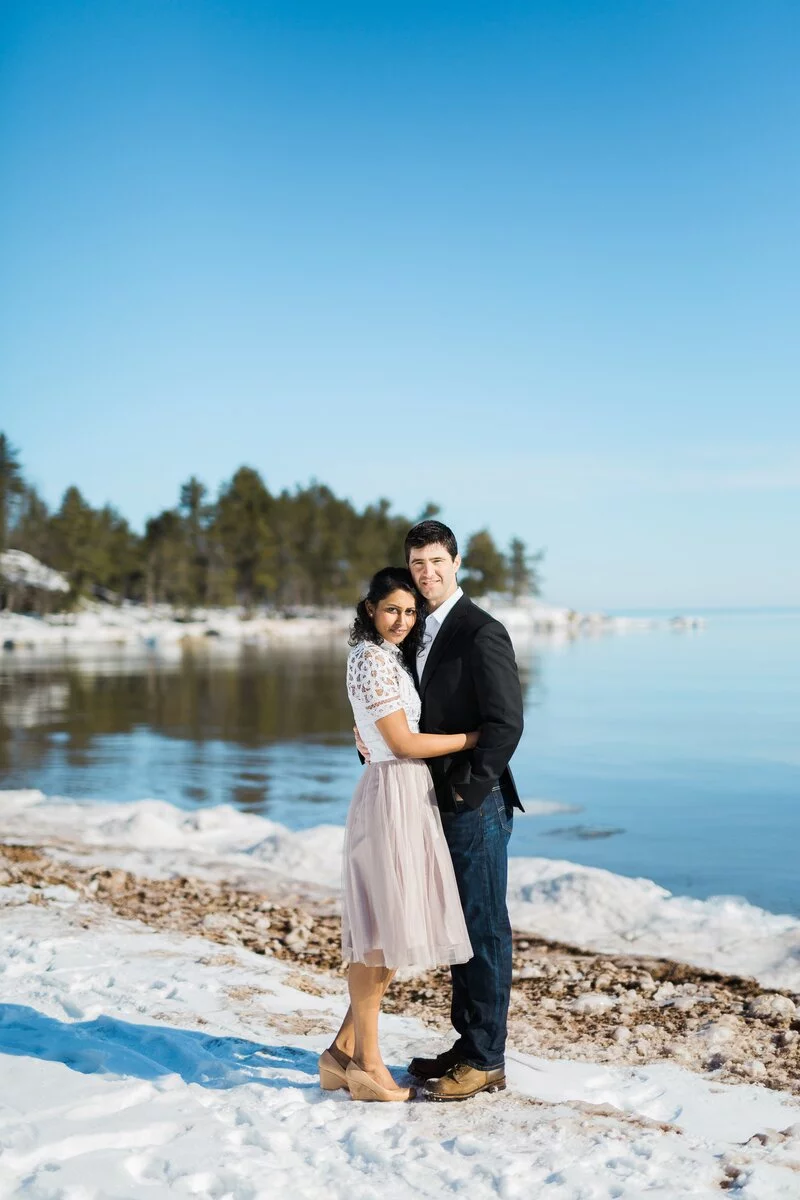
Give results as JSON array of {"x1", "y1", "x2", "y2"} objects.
[{"x1": 2, "y1": 0, "x2": 798, "y2": 608}]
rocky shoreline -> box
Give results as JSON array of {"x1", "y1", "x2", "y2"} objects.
[{"x1": 3, "y1": 840, "x2": 798, "y2": 1097}]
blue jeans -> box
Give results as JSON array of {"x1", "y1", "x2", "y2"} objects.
[{"x1": 439, "y1": 783, "x2": 513, "y2": 1071}]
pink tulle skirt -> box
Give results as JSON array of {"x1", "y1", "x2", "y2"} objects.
[{"x1": 341, "y1": 759, "x2": 473, "y2": 970}]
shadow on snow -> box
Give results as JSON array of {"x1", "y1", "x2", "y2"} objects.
[{"x1": 0, "y1": 1004, "x2": 320, "y2": 1090}]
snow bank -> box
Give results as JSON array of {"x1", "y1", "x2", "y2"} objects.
[
  {"x1": 0, "y1": 591, "x2": 704, "y2": 653},
  {"x1": 1, "y1": 790, "x2": 797, "y2": 991},
  {"x1": 0, "y1": 603, "x2": 351, "y2": 652},
  {"x1": 506, "y1": 857, "x2": 800, "y2": 992}
]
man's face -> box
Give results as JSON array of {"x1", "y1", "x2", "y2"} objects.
[{"x1": 407, "y1": 542, "x2": 461, "y2": 610}]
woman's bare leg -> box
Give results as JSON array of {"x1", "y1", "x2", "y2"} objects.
[
  {"x1": 329, "y1": 968, "x2": 395, "y2": 1066},
  {"x1": 327, "y1": 1005, "x2": 355, "y2": 1068},
  {"x1": 345, "y1": 963, "x2": 398, "y2": 1089}
]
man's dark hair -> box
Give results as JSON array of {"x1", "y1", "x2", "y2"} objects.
[{"x1": 404, "y1": 520, "x2": 458, "y2": 563}]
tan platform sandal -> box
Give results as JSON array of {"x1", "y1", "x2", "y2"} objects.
[
  {"x1": 345, "y1": 1061, "x2": 415, "y2": 1103},
  {"x1": 318, "y1": 1048, "x2": 351, "y2": 1091}
]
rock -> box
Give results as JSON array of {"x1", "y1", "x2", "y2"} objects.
[
  {"x1": 633, "y1": 1023, "x2": 658, "y2": 1038},
  {"x1": 284, "y1": 932, "x2": 308, "y2": 953},
  {"x1": 747, "y1": 1129, "x2": 783, "y2": 1147},
  {"x1": 777, "y1": 1029, "x2": 799, "y2": 1048},
  {"x1": 97, "y1": 869, "x2": 128, "y2": 895},
  {"x1": 539, "y1": 997, "x2": 557, "y2": 1012},
  {"x1": 696, "y1": 1017, "x2": 739, "y2": 1049},
  {"x1": 571, "y1": 993, "x2": 616, "y2": 1014},
  {"x1": 518, "y1": 964, "x2": 543, "y2": 980},
  {"x1": 665, "y1": 1040, "x2": 690, "y2": 1060},
  {"x1": 202, "y1": 913, "x2": 231, "y2": 933},
  {"x1": 746, "y1": 993, "x2": 796, "y2": 1025},
  {"x1": 738, "y1": 1059, "x2": 767, "y2": 1081},
  {"x1": 707, "y1": 1051, "x2": 731, "y2": 1069},
  {"x1": 612, "y1": 1026, "x2": 631, "y2": 1044}
]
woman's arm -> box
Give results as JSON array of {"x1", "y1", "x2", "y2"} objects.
[{"x1": 375, "y1": 709, "x2": 478, "y2": 759}]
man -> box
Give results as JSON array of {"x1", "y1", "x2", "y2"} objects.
[{"x1": 404, "y1": 519, "x2": 524, "y2": 1099}]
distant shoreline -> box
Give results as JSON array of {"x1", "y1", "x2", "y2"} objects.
[{"x1": 0, "y1": 598, "x2": 707, "y2": 654}]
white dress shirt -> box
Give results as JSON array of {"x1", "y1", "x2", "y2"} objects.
[{"x1": 416, "y1": 586, "x2": 463, "y2": 679}]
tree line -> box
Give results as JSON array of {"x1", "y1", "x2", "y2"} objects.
[{"x1": 0, "y1": 433, "x2": 542, "y2": 612}]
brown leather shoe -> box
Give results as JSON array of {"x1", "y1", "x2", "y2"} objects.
[
  {"x1": 424, "y1": 1062, "x2": 506, "y2": 1101},
  {"x1": 407, "y1": 1045, "x2": 462, "y2": 1080}
]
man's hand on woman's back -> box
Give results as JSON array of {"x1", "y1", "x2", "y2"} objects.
[{"x1": 354, "y1": 725, "x2": 371, "y2": 762}]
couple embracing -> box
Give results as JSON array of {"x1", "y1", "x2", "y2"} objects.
[{"x1": 318, "y1": 520, "x2": 524, "y2": 1102}]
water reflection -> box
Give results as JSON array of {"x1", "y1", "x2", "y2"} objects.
[
  {"x1": 4, "y1": 617, "x2": 800, "y2": 916},
  {"x1": 0, "y1": 642, "x2": 542, "y2": 830}
]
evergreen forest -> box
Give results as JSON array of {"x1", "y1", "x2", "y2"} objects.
[{"x1": 0, "y1": 433, "x2": 542, "y2": 612}]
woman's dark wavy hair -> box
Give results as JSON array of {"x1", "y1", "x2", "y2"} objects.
[{"x1": 349, "y1": 567, "x2": 427, "y2": 668}]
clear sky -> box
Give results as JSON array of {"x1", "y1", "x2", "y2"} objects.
[{"x1": 2, "y1": 0, "x2": 798, "y2": 609}]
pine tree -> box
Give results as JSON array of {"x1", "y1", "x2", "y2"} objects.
[
  {"x1": 0, "y1": 433, "x2": 25, "y2": 553},
  {"x1": 462, "y1": 530, "x2": 508, "y2": 596},
  {"x1": 94, "y1": 505, "x2": 142, "y2": 600},
  {"x1": 50, "y1": 486, "x2": 102, "y2": 598},
  {"x1": 144, "y1": 509, "x2": 191, "y2": 606},
  {"x1": 508, "y1": 537, "x2": 544, "y2": 600},
  {"x1": 179, "y1": 476, "x2": 210, "y2": 606},
  {"x1": 10, "y1": 485, "x2": 51, "y2": 562},
  {"x1": 215, "y1": 467, "x2": 277, "y2": 609}
]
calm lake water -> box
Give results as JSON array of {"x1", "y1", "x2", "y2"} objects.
[{"x1": 1, "y1": 611, "x2": 798, "y2": 916}]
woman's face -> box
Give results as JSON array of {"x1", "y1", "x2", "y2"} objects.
[{"x1": 367, "y1": 588, "x2": 418, "y2": 645}]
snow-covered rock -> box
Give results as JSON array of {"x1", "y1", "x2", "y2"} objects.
[{"x1": 0, "y1": 549, "x2": 69, "y2": 592}]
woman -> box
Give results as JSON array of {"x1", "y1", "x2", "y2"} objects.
[{"x1": 318, "y1": 567, "x2": 475, "y2": 1102}]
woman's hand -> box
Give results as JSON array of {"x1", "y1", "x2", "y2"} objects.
[{"x1": 464, "y1": 730, "x2": 480, "y2": 750}]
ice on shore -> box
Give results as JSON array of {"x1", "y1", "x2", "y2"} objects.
[{"x1": 1, "y1": 789, "x2": 797, "y2": 992}]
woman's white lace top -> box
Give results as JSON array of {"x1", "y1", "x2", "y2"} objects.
[{"x1": 346, "y1": 640, "x2": 421, "y2": 763}]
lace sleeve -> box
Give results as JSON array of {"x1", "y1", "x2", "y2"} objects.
[{"x1": 347, "y1": 645, "x2": 405, "y2": 722}]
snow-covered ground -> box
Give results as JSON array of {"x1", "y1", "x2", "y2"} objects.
[
  {"x1": 2, "y1": 863, "x2": 799, "y2": 1197},
  {"x1": 2, "y1": 791, "x2": 798, "y2": 992},
  {"x1": 2, "y1": 790, "x2": 799, "y2": 1197}
]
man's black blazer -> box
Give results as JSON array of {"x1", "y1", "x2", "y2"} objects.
[{"x1": 414, "y1": 594, "x2": 524, "y2": 812}]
